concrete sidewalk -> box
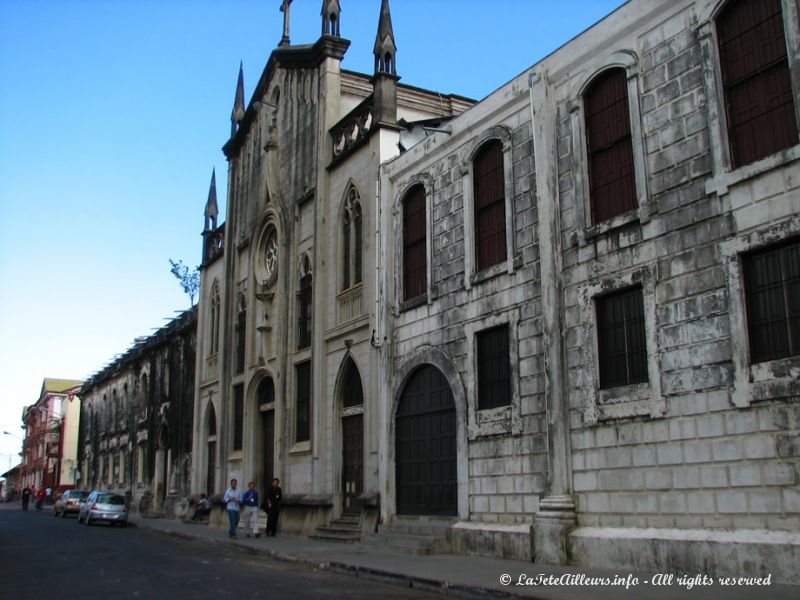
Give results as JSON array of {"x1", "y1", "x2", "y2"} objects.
[{"x1": 127, "y1": 513, "x2": 798, "y2": 600}]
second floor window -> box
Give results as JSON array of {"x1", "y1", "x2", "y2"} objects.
[
  {"x1": 233, "y1": 384, "x2": 244, "y2": 451},
  {"x1": 298, "y1": 258, "x2": 313, "y2": 349},
  {"x1": 402, "y1": 185, "x2": 427, "y2": 300},
  {"x1": 717, "y1": 0, "x2": 798, "y2": 168},
  {"x1": 235, "y1": 300, "x2": 246, "y2": 373},
  {"x1": 473, "y1": 140, "x2": 507, "y2": 270},
  {"x1": 342, "y1": 187, "x2": 363, "y2": 290},
  {"x1": 295, "y1": 362, "x2": 311, "y2": 443},
  {"x1": 584, "y1": 67, "x2": 636, "y2": 223}
]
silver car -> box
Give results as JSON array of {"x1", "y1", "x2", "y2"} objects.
[
  {"x1": 54, "y1": 489, "x2": 89, "y2": 517},
  {"x1": 77, "y1": 491, "x2": 128, "y2": 526}
]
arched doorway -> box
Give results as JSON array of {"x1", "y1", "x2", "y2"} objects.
[
  {"x1": 206, "y1": 404, "x2": 217, "y2": 496},
  {"x1": 257, "y1": 377, "x2": 275, "y2": 490},
  {"x1": 340, "y1": 358, "x2": 363, "y2": 514},
  {"x1": 396, "y1": 365, "x2": 457, "y2": 516}
]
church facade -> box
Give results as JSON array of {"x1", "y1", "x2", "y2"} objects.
[
  {"x1": 192, "y1": 0, "x2": 472, "y2": 534},
  {"x1": 193, "y1": 0, "x2": 800, "y2": 580}
]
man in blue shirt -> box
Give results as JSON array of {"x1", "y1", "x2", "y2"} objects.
[
  {"x1": 241, "y1": 481, "x2": 260, "y2": 538},
  {"x1": 223, "y1": 479, "x2": 242, "y2": 539}
]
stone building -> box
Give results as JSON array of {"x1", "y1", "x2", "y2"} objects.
[
  {"x1": 378, "y1": 0, "x2": 799, "y2": 581},
  {"x1": 191, "y1": 0, "x2": 472, "y2": 534},
  {"x1": 78, "y1": 307, "x2": 196, "y2": 516}
]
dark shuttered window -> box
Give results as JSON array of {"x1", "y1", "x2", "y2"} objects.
[
  {"x1": 403, "y1": 185, "x2": 427, "y2": 300},
  {"x1": 597, "y1": 287, "x2": 648, "y2": 389},
  {"x1": 473, "y1": 140, "x2": 507, "y2": 270},
  {"x1": 235, "y1": 305, "x2": 246, "y2": 373},
  {"x1": 297, "y1": 273, "x2": 312, "y2": 349},
  {"x1": 476, "y1": 324, "x2": 511, "y2": 410},
  {"x1": 717, "y1": 0, "x2": 798, "y2": 168},
  {"x1": 295, "y1": 361, "x2": 311, "y2": 443},
  {"x1": 743, "y1": 238, "x2": 800, "y2": 363},
  {"x1": 584, "y1": 68, "x2": 637, "y2": 224},
  {"x1": 233, "y1": 384, "x2": 244, "y2": 451}
]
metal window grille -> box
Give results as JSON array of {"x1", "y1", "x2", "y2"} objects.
[
  {"x1": 473, "y1": 140, "x2": 507, "y2": 270},
  {"x1": 596, "y1": 287, "x2": 648, "y2": 389},
  {"x1": 743, "y1": 238, "x2": 800, "y2": 362},
  {"x1": 718, "y1": 0, "x2": 798, "y2": 167},
  {"x1": 476, "y1": 324, "x2": 512, "y2": 410},
  {"x1": 584, "y1": 68, "x2": 637, "y2": 223}
]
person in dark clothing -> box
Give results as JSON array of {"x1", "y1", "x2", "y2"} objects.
[
  {"x1": 21, "y1": 487, "x2": 31, "y2": 511},
  {"x1": 265, "y1": 478, "x2": 282, "y2": 537}
]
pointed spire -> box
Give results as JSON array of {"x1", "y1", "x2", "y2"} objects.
[
  {"x1": 279, "y1": 0, "x2": 293, "y2": 47},
  {"x1": 231, "y1": 62, "x2": 245, "y2": 137},
  {"x1": 321, "y1": 0, "x2": 341, "y2": 37},
  {"x1": 204, "y1": 169, "x2": 218, "y2": 231},
  {"x1": 374, "y1": 0, "x2": 396, "y2": 75}
]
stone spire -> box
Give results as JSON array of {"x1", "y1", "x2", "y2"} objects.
[
  {"x1": 321, "y1": 0, "x2": 341, "y2": 37},
  {"x1": 279, "y1": 0, "x2": 293, "y2": 47},
  {"x1": 373, "y1": 0, "x2": 396, "y2": 75},
  {"x1": 204, "y1": 168, "x2": 218, "y2": 232},
  {"x1": 231, "y1": 62, "x2": 245, "y2": 137}
]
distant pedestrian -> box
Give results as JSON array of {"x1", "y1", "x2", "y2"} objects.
[
  {"x1": 21, "y1": 487, "x2": 31, "y2": 511},
  {"x1": 265, "y1": 478, "x2": 282, "y2": 537},
  {"x1": 242, "y1": 481, "x2": 260, "y2": 538},
  {"x1": 35, "y1": 488, "x2": 45, "y2": 511},
  {"x1": 223, "y1": 479, "x2": 242, "y2": 539},
  {"x1": 45, "y1": 487, "x2": 52, "y2": 504}
]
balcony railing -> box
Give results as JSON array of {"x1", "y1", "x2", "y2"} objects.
[{"x1": 337, "y1": 285, "x2": 364, "y2": 325}]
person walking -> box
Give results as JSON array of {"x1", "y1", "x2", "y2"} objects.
[
  {"x1": 265, "y1": 478, "x2": 282, "y2": 537},
  {"x1": 21, "y1": 487, "x2": 31, "y2": 511},
  {"x1": 35, "y1": 487, "x2": 45, "y2": 511},
  {"x1": 241, "y1": 481, "x2": 260, "y2": 538},
  {"x1": 223, "y1": 479, "x2": 242, "y2": 539}
]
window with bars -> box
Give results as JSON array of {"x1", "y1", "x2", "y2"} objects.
[
  {"x1": 402, "y1": 185, "x2": 427, "y2": 300},
  {"x1": 717, "y1": 0, "x2": 798, "y2": 168},
  {"x1": 743, "y1": 238, "x2": 800, "y2": 363},
  {"x1": 232, "y1": 384, "x2": 244, "y2": 451},
  {"x1": 476, "y1": 324, "x2": 511, "y2": 410},
  {"x1": 473, "y1": 140, "x2": 507, "y2": 271},
  {"x1": 295, "y1": 361, "x2": 311, "y2": 443},
  {"x1": 584, "y1": 68, "x2": 637, "y2": 223},
  {"x1": 297, "y1": 272, "x2": 313, "y2": 349},
  {"x1": 596, "y1": 287, "x2": 648, "y2": 389}
]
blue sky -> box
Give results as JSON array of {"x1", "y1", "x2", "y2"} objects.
[{"x1": 0, "y1": 0, "x2": 626, "y2": 469}]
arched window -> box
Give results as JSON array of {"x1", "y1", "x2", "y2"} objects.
[
  {"x1": 717, "y1": 0, "x2": 798, "y2": 167},
  {"x1": 235, "y1": 294, "x2": 247, "y2": 373},
  {"x1": 584, "y1": 67, "x2": 636, "y2": 223},
  {"x1": 342, "y1": 187, "x2": 363, "y2": 290},
  {"x1": 258, "y1": 377, "x2": 275, "y2": 407},
  {"x1": 473, "y1": 140, "x2": 507, "y2": 270},
  {"x1": 402, "y1": 185, "x2": 427, "y2": 301},
  {"x1": 297, "y1": 255, "x2": 313, "y2": 349},
  {"x1": 209, "y1": 280, "x2": 220, "y2": 355}
]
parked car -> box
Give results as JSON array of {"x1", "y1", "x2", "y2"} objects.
[
  {"x1": 54, "y1": 489, "x2": 89, "y2": 517},
  {"x1": 77, "y1": 491, "x2": 128, "y2": 526}
]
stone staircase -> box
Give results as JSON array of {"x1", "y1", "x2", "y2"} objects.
[
  {"x1": 361, "y1": 516, "x2": 455, "y2": 555},
  {"x1": 309, "y1": 514, "x2": 362, "y2": 543}
]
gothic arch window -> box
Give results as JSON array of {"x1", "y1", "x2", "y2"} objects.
[
  {"x1": 235, "y1": 293, "x2": 247, "y2": 373},
  {"x1": 584, "y1": 67, "x2": 637, "y2": 223},
  {"x1": 342, "y1": 185, "x2": 363, "y2": 291},
  {"x1": 473, "y1": 139, "x2": 507, "y2": 270},
  {"x1": 209, "y1": 280, "x2": 221, "y2": 355},
  {"x1": 402, "y1": 184, "x2": 427, "y2": 301},
  {"x1": 258, "y1": 377, "x2": 275, "y2": 407},
  {"x1": 297, "y1": 255, "x2": 313, "y2": 349},
  {"x1": 716, "y1": 0, "x2": 798, "y2": 168}
]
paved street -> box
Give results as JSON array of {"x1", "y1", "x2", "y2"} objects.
[{"x1": 0, "y1": 504, "x2": 444, "y2": 600}]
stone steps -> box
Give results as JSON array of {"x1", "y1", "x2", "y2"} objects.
[
  {"x1": 360, "y1": 516, "x2": 455, "y2": 555},
  {"x1": 309, "y1": 514, "x2": 362, "y2": 543}
]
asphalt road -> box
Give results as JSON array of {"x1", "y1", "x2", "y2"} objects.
[{"x1": 0, "y1": 504, "x2": 446, "y2": 600}]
